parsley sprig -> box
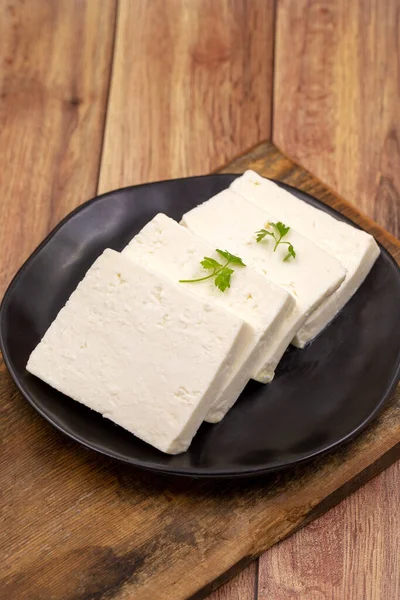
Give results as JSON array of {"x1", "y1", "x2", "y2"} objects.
[
  {"x1": 256, "y1": 222, "x2": 296, "y2": 262},
  {"x1": 179, "y1": 249, "x2": 246, "y2": 292}
]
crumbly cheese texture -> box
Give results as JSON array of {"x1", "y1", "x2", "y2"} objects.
[
  {"x1": 122, "y1": 214, "x2": 295, "y2": 422},
  {"x1": 26, "y1": 249, "x2": 247, "y2": 454},
  {"x1": 181, "y1": 189, "x2": 347, "y2": 360},
  {"x1": 231, "y1": 170, "x2": 380, "y2": 347}
]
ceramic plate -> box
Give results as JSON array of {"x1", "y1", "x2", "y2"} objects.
[{"x1": 1, "y1": 175, "x2": 400, "y2": 477}]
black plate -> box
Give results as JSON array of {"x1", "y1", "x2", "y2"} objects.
[{"x1": 1, "y1": 175, "x2": 400, "y2": 477}]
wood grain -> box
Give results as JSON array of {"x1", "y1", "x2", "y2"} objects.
[
  {"x1": 0, "y1": 0, "x2": 399, "y2": 596},
  {"x1": 0, "y1": 0, "x2": 117, "y2": 296},
  {"x1": 273, "y1": 0, "x2": 400, "y2": 232},
  {"x1": 265, "y1": 2, "x2": 400, "y2": 597},
  {"x1": 98, "y1": 0, "x2": 275, "y2": 194},
  {"x1": 209, "y1": 562, "x2": 257, "y2": 600},
  {"x1": 1, "y1": 143, "x2": 399, "y2": 600},
  {"x1": 258, "y1": 461, "x2": 400, "y2": 600}
]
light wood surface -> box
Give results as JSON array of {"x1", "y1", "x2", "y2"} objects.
[
  {"x1": 266, "y1": 1, "x2": 400, "y2": 598},
  {"x1": 274, "y1": 0, "x2": 400, "y2": 228},
  {"x1": 0, "y1": 1, "x2": 399, "y2": 598},
  {"x1": 258, "y1": 461, "x2": 400, "y2": 600},
  {"x1": 0, "y1": 0, "x2": 116, "y2": 297},
  {"x1": 98, "y1": 0, "x2": 274, "y2": 193}
]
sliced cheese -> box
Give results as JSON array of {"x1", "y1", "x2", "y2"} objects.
[
  {"x1": 181, "y1": 189, "x2": 347, "y2": 371},
  {"x1": 122, "y1": 214, "x2": 295, "y2": 422},
  {"x1": 231, "y1": 170, "x2": 380, "y2": 347},
  {"x1": 26, "y1": 249, "x2": 248, "y2": 454}
]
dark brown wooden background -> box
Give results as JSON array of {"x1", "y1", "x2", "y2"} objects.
[{"x1": 0, "y1": 1, "x2": 399, "y2": 599}]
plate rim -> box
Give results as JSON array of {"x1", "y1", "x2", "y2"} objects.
[{"x1": 1, "y1": 174, "x2": 400, "y2": 478}]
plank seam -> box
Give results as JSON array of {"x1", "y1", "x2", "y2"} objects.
[
  {"x1": 95, "y1": 0, "x2": 119, "y2": 194},
  {"x1": 254, "y1": 557, "x2": 260, "y2": 600},
  {"x1": 270, "y1": 0, "x2": 278, "y2": 141}
]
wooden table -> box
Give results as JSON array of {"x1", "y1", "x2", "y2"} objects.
[{"x1": 1, "y1": 1, "x2": 399, "y2": 598}]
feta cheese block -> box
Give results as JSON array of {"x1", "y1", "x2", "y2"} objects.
[
  {"x1": 181, "y1": 189, "x2": 347, "y2": 364},
  {"x1": 26, "y1": 249, "x2": 248, "y2": 454},
  {"x1": 122, "y1": 214, "x2": 295, "y2": 422},
  {"x1": 231, "y1": 170, "x2": 380, "y2": 347}
]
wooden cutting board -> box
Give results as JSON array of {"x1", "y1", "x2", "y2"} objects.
[{"x1": 1, "y1": 142, "x2": 399, "y2": 600}]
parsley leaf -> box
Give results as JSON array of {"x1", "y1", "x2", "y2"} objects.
[
  {"x1": 200, "y1": 257, "x2": 222, "y2": 270},
  {"x1": 284, "y1": 244, "x2": 296, "y2": 262},
  {"x1": 215, "y1": 267, "x2": 234, "y2": 292},
  {"x1": 179, "y1": 249, "x2": 246, "y2": 291},
  {"x1": 272, "y1": 221, "x2": 290, "y2": 238},
  {"x1": 255, "y1": 221, "x2": 296, "y2": 261},
  {"x1": 216, "y1": 249, "x2": 246, "y2": 266},
  {"x1": 256, "y1": 229, "x2": 274, "y2": 243}
]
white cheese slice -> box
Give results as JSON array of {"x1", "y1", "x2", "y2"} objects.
[
  {"x1": 26, "y1": 249, "x2": 248, "y2": 454},
  {"x1": 122, "y1": 214, "x2": 295, "y2": 422},
  {"x1": 231, "y1": 170, "x2": 380, "y2": 347},
  {"x1": 181, "y1": 189, "x2": 347, "y2": 367}
]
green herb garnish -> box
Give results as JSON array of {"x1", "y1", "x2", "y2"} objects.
[
  {"x1": 256, "y1": 221, "x2": 296, "y2": 262},
  {"x1": 179, "y1": 249, "x2": 246, "y2": 292}
]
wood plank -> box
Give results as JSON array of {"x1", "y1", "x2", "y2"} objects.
[
  {"x1": 273, "y1": 0, "x2": 400, "y2": 231},
  {"x1": 98, "y1": 0, "x2": 275, "y2": 194},
  {"x1": 222, "y1": 141, "x2": 400, "y2": 600},
  {"x1": 0, "y1": 0, "x2": 117, "y2": 297},
  {"x1": 258, "y1": 461, "x2": 400, "y2": 600},
  {"x1": 0, "y1": 0, "x2": 116, "y2": 594},
  {"x1": 264, "y1": 2, "x2": 400, "y2": 596},
  {"x1": 1, "y1": 143, "x2": 399, "y2": 600}
]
